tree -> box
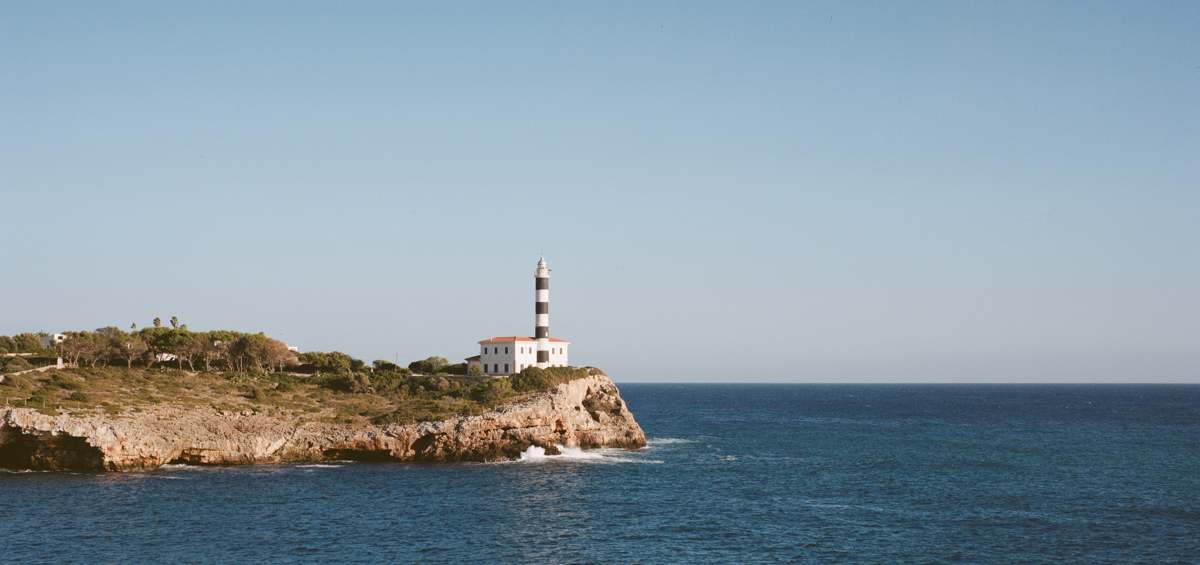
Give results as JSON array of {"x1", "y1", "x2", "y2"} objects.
[
  {"x1": 58, "y1": 332, "x2": 100, "y2": 367},
  {"x1": 115, "y1": 332, "x2": 149, "y2": 368},
  {"x1": 13, "y1": 333, "x2": 42, "y2": 353},
  {"x1": 161, "y1": 329, "x2": 203, "y2": 370},
  {"x1": 373, "y1": 360, "x2": 402, "y2": 372},
  {"x1": 467, "y1": 364, "x2": 483, "y2": 377},
  {"x1": 228, "y1": 333, "x2": 289, "y2": 372},
  {"x1": 263, "y1": 338, "x2": 297, "y2": 373},
  {"x1": 300, "y1": 351, "x2": 355, "y2": 374},
  {"x1": 138, "y1": 327, "x2": 172, "y2": 367},
  {"x1": 170, "y1": 316, "x2": 179, "y2": 329},
  {"x1": 201, "y1": 330, "x2": 240, "y2": 372},
  {"x1": 408, "y1": 356, "x2": 450, "y2": 375},
  {"x1": 153, "y1": 317, "x2": 162, "y2": 328},
  {"x1": 93, "y1": 327, "x2": 126, "y2": 367}
]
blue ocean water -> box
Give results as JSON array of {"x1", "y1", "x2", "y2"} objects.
[{"x1": 3, "y1": 384, "x2": 1199, "y2": 564}]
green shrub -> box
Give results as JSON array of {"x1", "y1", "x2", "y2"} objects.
[
  {"x1": 246, "y1": 385, "x2": 266, "y2": 401},
  {"x1": 0, "y1": 374, "x2": 31, "y2": 388},
  {"x1": 407, "y1": 356, "x2": 449, "y2": 375},
  {"x1": 323, "y1": 372, "x2": 371, "y2": 393},
  {"x1": 372, "y1": 372, "x2": 409, "y2": 394},
  {"x1": 263, "y1": 372, "x2": 299, "y2": 392},
  {"x1": 66, "y1": 391, "x2": 89, "y2": 402},
  {"x1": 372, "y1": 360, "x2": 401, "y2": 372},
  {"x1": 50, "y1": 374, "x2": 83, "y2": 390},
  {"x1": 509, "y1": 366, "x2": 590, "y2": 393},
  {"x1": 299, "y1": 351, "x2": 356, "y2": 374},
  {"x1": 439, "y1": 363, "x2": 468, "y2": 375},
  {"x1": 470, "y1": 378, "x2": 512, "y2": 404},
  {"x1": 3, "y1": 357, "x2": 32, "y2": 372}
]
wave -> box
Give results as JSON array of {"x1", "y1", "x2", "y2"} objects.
[
  {"x1": 519, "y1": 445, "x2": 605, "y2": 462},
  {"x1": 515, "y1": 445, "x2": 661, "y2": 464},
  {"x1": 646, "y1": 437, "x2": 695, "y2": 446},
  {"x1": 296, "y1": 464, "x2": 344, "y2": 469}
]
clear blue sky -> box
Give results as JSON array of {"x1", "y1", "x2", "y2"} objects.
[{"x1": 2, "y1": 1, "x2": 1197, "y2": 382}]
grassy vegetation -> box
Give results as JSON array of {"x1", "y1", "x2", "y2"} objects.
[{"x1": 0, "y1": 365, "x2": 597, "y2": 425}]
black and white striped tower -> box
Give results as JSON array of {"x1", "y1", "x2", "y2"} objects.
[{"x1": 535, "y1": 257, "x2": 550, "y2": 368}]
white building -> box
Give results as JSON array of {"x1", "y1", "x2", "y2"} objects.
[
  {"x1": 39, "y1": 333, "x2": 66, "y2": 348},
  {"x1": 475, "y1": 336, "x2": 570, "y2": 376},
  {"x1": 469, "y1": 258, "x2": 571, "y2": 376}
]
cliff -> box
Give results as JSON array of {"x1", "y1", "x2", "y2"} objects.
[{"x1": 0, "y1": 373, "x2": 644, "y2": 472}]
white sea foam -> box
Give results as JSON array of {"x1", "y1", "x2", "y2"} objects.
[
  {"x1": 296, "y1": 464, "x2": 344, "y2": 469},
  {"x1": 515, "y1": 444, "x2": 659, "y2": 464},
  {"x1": 518, "y1": 445, "x2": 603, "y2": 462},
  {"x1": 646, "y1": 437, "x2": 695, "y2": 446}
]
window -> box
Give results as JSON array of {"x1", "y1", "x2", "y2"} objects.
[
  {"x1": 504, "y1": 363, "x2": 509, "y2": 373},
  {"x1": 505, "y1": 347, "x2": 509, "y2": 354}
]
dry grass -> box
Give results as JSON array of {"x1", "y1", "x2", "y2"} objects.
[{"x1": 0, "y1": 366, "x2": 595, "y2": 425}]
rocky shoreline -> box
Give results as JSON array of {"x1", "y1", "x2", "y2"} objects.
[{"x1": 0, "y1": 373, "x2": 644, "y2": 472}]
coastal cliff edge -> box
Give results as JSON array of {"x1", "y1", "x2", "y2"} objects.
[{"x1": 0, "y1": 373, "x2": 644, "y2": 471}]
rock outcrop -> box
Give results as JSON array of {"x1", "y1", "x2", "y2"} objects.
[{"x1": 0, "y1": 373, "x2": 644, "y2": 472}]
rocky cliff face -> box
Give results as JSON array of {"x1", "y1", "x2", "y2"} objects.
[{"x1": 0, "y1": 374, "x2": 644, "y2": 472}]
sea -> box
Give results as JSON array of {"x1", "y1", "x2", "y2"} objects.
[{"x1": 3, "y1": 384, "x2": 1199, "y2": 564}]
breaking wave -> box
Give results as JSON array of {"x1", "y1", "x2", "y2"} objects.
[
  {"x1": 646, "y1": 437, "x2": 695, "y2": 446},
  {"x1": 516, "y1": 445, "x2": 661, "y2": 464},
  {"x1": 518, "y1": 445, "x2": 605, "y2": 462}
]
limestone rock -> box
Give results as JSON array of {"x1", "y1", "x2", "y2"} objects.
[{"x1": 0, "y1": 373, "x2": 644, "y2": 472}]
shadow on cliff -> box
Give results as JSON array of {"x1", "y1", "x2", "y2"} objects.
[{"x1": 0, "y1": 425, "x2": 105, "y2": 471}]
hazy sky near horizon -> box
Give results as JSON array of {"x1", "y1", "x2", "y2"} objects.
[{"x1": 2, "y1": 2, "x2": 1197, "y2": 382}]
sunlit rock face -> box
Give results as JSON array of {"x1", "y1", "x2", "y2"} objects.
[{"x1": 0, "y1": 373, "x2": 645, "y2": 472}]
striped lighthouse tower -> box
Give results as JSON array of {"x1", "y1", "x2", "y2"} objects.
[{"x1": 534, "y1": 257, "x2": 551, "y2": 368}]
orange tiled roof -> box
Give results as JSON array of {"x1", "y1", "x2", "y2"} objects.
[{"x1": 478, "y1": 336, "x2": 571, "y2": 344}]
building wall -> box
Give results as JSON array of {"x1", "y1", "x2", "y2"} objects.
[
  {"x1": 547, "y1": 343, "x2": 569, "y2": 367},
  {"x1": 478, "y1": 340, "x2": 570, "y2": 375},
  {"x1": 39, "y1": 334, "x2": 66, "y2": 348},
  {"x1": 479, "y1": 342, "x2": 516, "y2": 375}
]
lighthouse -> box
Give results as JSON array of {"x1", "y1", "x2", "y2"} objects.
[
  {"x1": 535, "y1": 257, "x2": 551, "y2": 368},
  {"x1": 468, "y1": 257, "x2": 570, "y2": 376}
]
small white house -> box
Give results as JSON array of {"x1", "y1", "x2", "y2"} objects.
[
  {"x1": 39, "y1": 333, "x2": 66, "y2": 348},
  {"x1": 475, "y1": 336, "x2": 570, "y2": 376}
]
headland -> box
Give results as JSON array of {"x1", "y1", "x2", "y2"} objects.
[{"x1": 0, "y1": 365, "x2": 644, "y2": 472}]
